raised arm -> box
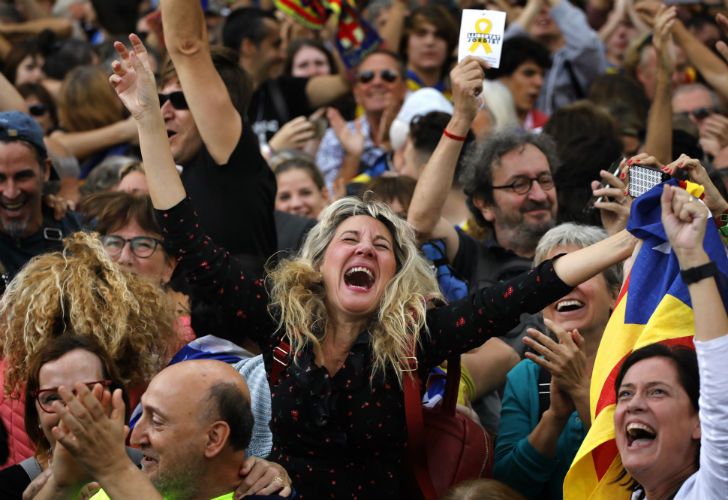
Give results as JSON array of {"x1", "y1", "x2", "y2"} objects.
[
  {"x1": 0, "y1": 72, "x2": 28, "y2": 112},
  {"x1": 50, "y1": 118, "x2": 138, "y2": 160},
  {"x1": 159, "y1": 0, "x2": 241, "y2": 165},
  {"x1": 661, "y1": 185, "x2": 727, "y2": 342},
  {"x1": 643, "y1": 5, "x2": 674, "y2": 164},
  {"x1": 407, "y1": 57, "x2": 485, "y2": 262}
]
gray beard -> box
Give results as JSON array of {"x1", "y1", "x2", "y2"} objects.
[
  {"x1": 2, "y1": 219, "x2": 28, "y2": 240},
  {"x1": 509, "y1": 219, "x2": 555, "y2": 257}
]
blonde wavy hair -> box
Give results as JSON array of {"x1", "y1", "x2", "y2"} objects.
[
  {"x1": 268, "y1": 195, "x2": 442, "y2": 384},
  {"x1": 0, "y1": 232, "x2": 176, "y2": 394}
]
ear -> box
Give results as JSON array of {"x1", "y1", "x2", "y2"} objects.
[
  {"x1": 161, "y1": 256, "x2": 178, "y2": 286},
  {"x1": 240, "y1": 38, "x2": 258, "y2": 59},
  {"x1": 43, "y1": 159, "x2": 52, "y2": 182},
  {"x1": 472, "y1": 197, "x2": 496, "y2": 223},
  {"x1": 691, "y1": 415, "x2": 701, "y2": 441},
  {"x1": 204, "y1": 421, "x2": 230, "y2": 458}
]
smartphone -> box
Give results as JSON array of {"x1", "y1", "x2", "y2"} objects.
[
  {"x1": 583, "y1": 158, "x2": 623, "y2": 213},
  {"x1": 628, "y1": 164, "x2": 670, "y2": 198},
  {"x1": 309, "y1": 113, "x2": 328, "y2": 140}
]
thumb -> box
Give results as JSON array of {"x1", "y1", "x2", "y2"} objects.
[
  {"x1": 111, "y1": 389, "x2": 126, "y2": 422},
  {"x1": 660, "y1": 184, "x2": 674, "y2": 216}
]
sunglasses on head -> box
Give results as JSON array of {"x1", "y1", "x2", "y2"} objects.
[
  {"x1": 28, "y1": 104, "x2": 48, "y2": 116},
  {"x1": 357, "y1": 69, "x2": 399, "y2": 84},
  {"x1": 158, "y1": 91, "x2": 189, "y2": 110}
]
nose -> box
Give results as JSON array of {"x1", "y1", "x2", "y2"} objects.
[
  {"x1": 2, "y1": 179, "x2": 19, "y2": 199},
  {"x1": 533, "y1": 74, "x2": 544, "y2": 90},
  {"x1": 528, "y1": 179, "x2": 548, "y2": 202},
  {"x1": 129, "y1": 418, "x2": 146, "y2": 447},
  {"x1": 116, "y1": 241, "x2": 135, "y2": 267},
  {"x1": 355, "y1": 240, "x2": 375, "y2": 258},
  {"x1": 160, "y1": 99, "x2": 174, "y2": 120},
  {"x1": 625, "y1": 391, "x2": 647, "y2": 413}
]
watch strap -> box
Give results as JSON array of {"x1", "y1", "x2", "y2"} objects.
[{"x1": 680, "y1": 261, "x2": 718, "y2": 285}]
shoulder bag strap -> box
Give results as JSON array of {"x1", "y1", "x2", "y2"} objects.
[
  {"x1": 537, "y1": 364, "x2": 552, "y2": 420},
  {"x1": 268, "y1": 339, "x2": 291, "y2": 386}
]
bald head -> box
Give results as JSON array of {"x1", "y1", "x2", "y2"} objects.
[{"x1": 157, "y1": 359, "x2": 251, "y2": 403}]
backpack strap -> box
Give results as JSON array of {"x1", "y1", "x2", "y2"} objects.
[
  {"x1": 268, "y1": 339, "x2": 292, "y2": 386},
  {"x1": 536, "y1": 365, "x2": 552, "y2": 420},
  {"x1": 402, "y1": 343, "x2": 460, "y2": 500}
]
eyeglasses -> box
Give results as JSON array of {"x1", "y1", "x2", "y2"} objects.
[
  {"x1": 492, "y1": 173, "x2": 555, "y2": 195},
  {"x1": 676, "y1": 107, "x2": 719, "y2": 121},
  {"x1": 33, "y1": 380, "x2": 112, "y2": 413},
  {"x1": 102, "y1": 235, "x2": 164, "y2": 259},
  {"x1": 357, "y1": 69, "x2": 399, "y2": 84},
  {"x1": 158, "y1": 91, "x2": 189, "y2": 110},
  {"x1": 28, "y1": 104, "x2": 48, "y2": 116}
]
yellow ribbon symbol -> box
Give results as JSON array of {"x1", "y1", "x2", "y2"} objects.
[{"x1": 469, "y1": 18, "x2": 493, "y2": 55}]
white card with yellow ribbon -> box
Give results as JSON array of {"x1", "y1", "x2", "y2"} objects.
[{"x1": 458, "y1": 9, "x2": 507, "y2": 68}]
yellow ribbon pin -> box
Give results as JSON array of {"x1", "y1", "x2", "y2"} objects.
[{"x1": 469, "y1": 18, "x2": 493, "y2": 55}]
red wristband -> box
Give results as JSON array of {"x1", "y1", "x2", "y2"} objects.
[{"x1": 443, "y1": 129, "x2": 467, "y2": 142}]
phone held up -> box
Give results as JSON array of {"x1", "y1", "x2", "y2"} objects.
[{"x1": 627, "y1": 164, "x2": 671, "y2": 198}]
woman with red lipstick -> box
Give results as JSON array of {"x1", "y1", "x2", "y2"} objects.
[
  {"x1": 493, "y1": 223, "x2": 622, "y2": 499},
  {"x1": 110, "y1": 35, "x2": 638, "y2": 499},
  {"x1": 612, "y1": 185, "x2": 728, "y2": 500}
]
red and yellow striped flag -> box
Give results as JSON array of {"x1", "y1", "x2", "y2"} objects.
[{"x1": 563, "y1": 180, "x2": 728, "y2": 499}]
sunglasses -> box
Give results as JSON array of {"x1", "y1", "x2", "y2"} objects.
[
  {"x1": 158, "y1": 91, "x2": 189, "y2": 110},
  {"x1": 29, "y1": 104, "x2": 48, "y2": 116},
  {"x1": 676, "y1": 107, "x2": 719, "y2": 121},
  {"x1": 357, "y1": 69, "x2": 399, "y2": 84}
]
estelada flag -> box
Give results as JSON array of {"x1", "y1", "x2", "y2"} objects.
[
  {"x1": 563, "y1": 180, "x2": 728, "y2": 499},
  {"x1": 274, "y1": 0, "x2": 381, "y2": 68}
]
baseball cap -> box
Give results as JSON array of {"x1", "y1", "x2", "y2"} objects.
[{"x1": 0, "y1": 111, "x2": 48, "y2": 161}]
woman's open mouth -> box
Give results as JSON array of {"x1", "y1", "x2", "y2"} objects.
[
  {"x1": 344, "y1": 267, "x2": 374, "y2": 291},
  {"x1": 626, "y1": 422, "x2": 657, "y2": 448}
]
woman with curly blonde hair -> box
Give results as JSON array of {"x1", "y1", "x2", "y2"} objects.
[
  {"x1": 110, "y1": 35, "x2": 637, "y2": 499},
  {"x1": 0, "y1": 231, "x2": 176, "y2": 395}
]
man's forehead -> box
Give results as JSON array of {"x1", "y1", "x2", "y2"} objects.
[
  {"x1": 358, "y1": 53, "x2": 399, "y2": 72},
  {"x1": 0, "y1": 140, "x2": 42, "y2": 169},
  {"x1": 493, "y1": 144, "x2": 550, "y2": 179},
  {"x1": 673, "y1": 88, "x2": 713, "y2": 110}
]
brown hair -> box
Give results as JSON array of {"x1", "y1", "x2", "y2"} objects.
[
  {"x1": 24, "y1": 335, "x2": 128, "y2": 458},
  {"x1": 80, "y1": 191, "x2": 162, "y2": 237},
  {"x1": 441, "y1": 479, "x2": 526, "y2": 500},
  {"x1": 365, "y1": 176, "x2": 417, "y2": 215},
  {"x1": 57, "y1": 65, "x2": 125, "y2": 132}
]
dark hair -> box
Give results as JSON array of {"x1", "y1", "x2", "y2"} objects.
[
  {"x1": 273, "y1": 153, "x2": 326, "y2": 191},
  {"x1": 222, "y1": 7, "x2": 278, "y2": 53},
  {"x1": 402, "y1": 5, "x2": 458, "y2": 68},
  {"x1": 459, "y1": 129, "x2": 559, "y2": 230},
  {"x1": 24, "y1": 335, "x2": 128, "y2": 457},
  {"x1": 358, "y1": 49, "x2": 406, "y2": 79},
  {"x1": 612, "y1": 343, "x2": 700, "y2": 491},
  {"x1": 3, "y1": 39, "x2": 45, "y2": 85},
  {"x1": 160, "y1": 46, "x2": 253, "y2": 117},
  {"x1": 283, "y1": 38, "x2": 338, "y2": 77},
  {"x1": 43, "y1": 39, "x2": 96, "y2": 81},
  {"x1": 486, "y1": 36, "x2": 551, "y2": 80},
  {"x1": 409, "y1": 111, "x2": 452, "y2": 156},
  {"x1": 204, "y1": 382, "x2": 254, "y2": 451},
  {"x1": 588, "y1": 74, "x2": 649, "y2": 138},
  {"x1": 17, "y1": 82, "x2": 59, "y2": 131},
  {"x1": 81, "y1": 191, "x2": 162, "y2": 237},
  {"x1": 366, "y1": 176, "x2": 417, "y2": 215}
]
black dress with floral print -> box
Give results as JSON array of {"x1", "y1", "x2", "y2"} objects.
[{"x1": 157, "y1": 198, "x2": 572, "y2": 500}]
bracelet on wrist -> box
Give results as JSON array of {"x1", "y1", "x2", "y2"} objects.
[
  {"x1": 442, "y1": 129, "x2": 467, "y2": 142},
  {"x1": 680, "y1": 261, "x2": 718, "y2": 285}
]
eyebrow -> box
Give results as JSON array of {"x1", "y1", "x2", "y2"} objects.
[
  {"x1": 618, "y1": 381, "x2": 670, "y2": 390},
  {"x1": 141, "y1": 398, "x2": 169, "y2": 421},
  {"x1": 340, "y1": 230, "x2": 392, "y2": 244}
]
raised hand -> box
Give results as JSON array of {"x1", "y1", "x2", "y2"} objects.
[
  {"x1": 327, "y1": 107, "x2": 365, "y2": 158},
  {"x1": 661, "y1": 184, "x2": 709, "y2": 257},
  {"x1": 591, "y1": 164, "x2": 632, "y2": 235},
  {"x1": 450, "y1": 56, "x2": 488, "y2": 125},
  {"x1": 51, "y1": 383, "x2": 130, "y2": 481},
  {"x1": 109, "y1": 34, "x2": 160, "y2": 121}
]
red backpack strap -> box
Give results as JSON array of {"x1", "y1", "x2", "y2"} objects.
[
  {"x1": 268, "y1": 339, "x2": 291, "y2": 386},
  {"x1": 402, "y1": 344, "x2": 439, "y2": 500}
]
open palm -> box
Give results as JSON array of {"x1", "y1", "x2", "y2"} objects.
[{"x1": 109, "y1": 34, "x2": 160, "y2": 121}]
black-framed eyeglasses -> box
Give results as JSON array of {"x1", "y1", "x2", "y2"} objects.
[
  {"x1": 29, "y1": 104, "x2": 48, "y2": 116},
  {"x1": 357, "y1": 69, "x2": 399, "y2": 84},
  {"x1": 676, "y1": 107, "x2": 719, "y2": 122},
  {"x1": 101, "y1": 235, "x2": 164, "y2": 259},
  {"x1": 158, "y1": 91, "x2": 189, "y2": 110},
  {"x1": 492, "y1": 173, "x2": 555, "y2": 195},
  {"x1": 33, "y1": 380, "x2": 112, "y2": 413}
]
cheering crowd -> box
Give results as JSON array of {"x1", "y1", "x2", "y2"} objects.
[{"x1": 0, "y1": 0, "x2": 726, "y2": 498}]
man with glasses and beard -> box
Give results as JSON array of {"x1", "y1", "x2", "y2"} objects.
[
  {"x1": 408, "y1": 63, "x2": 559, "y2": 431},
  {"x1": 0, "y1": 111, "x2": 82, "y2": 288}
]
